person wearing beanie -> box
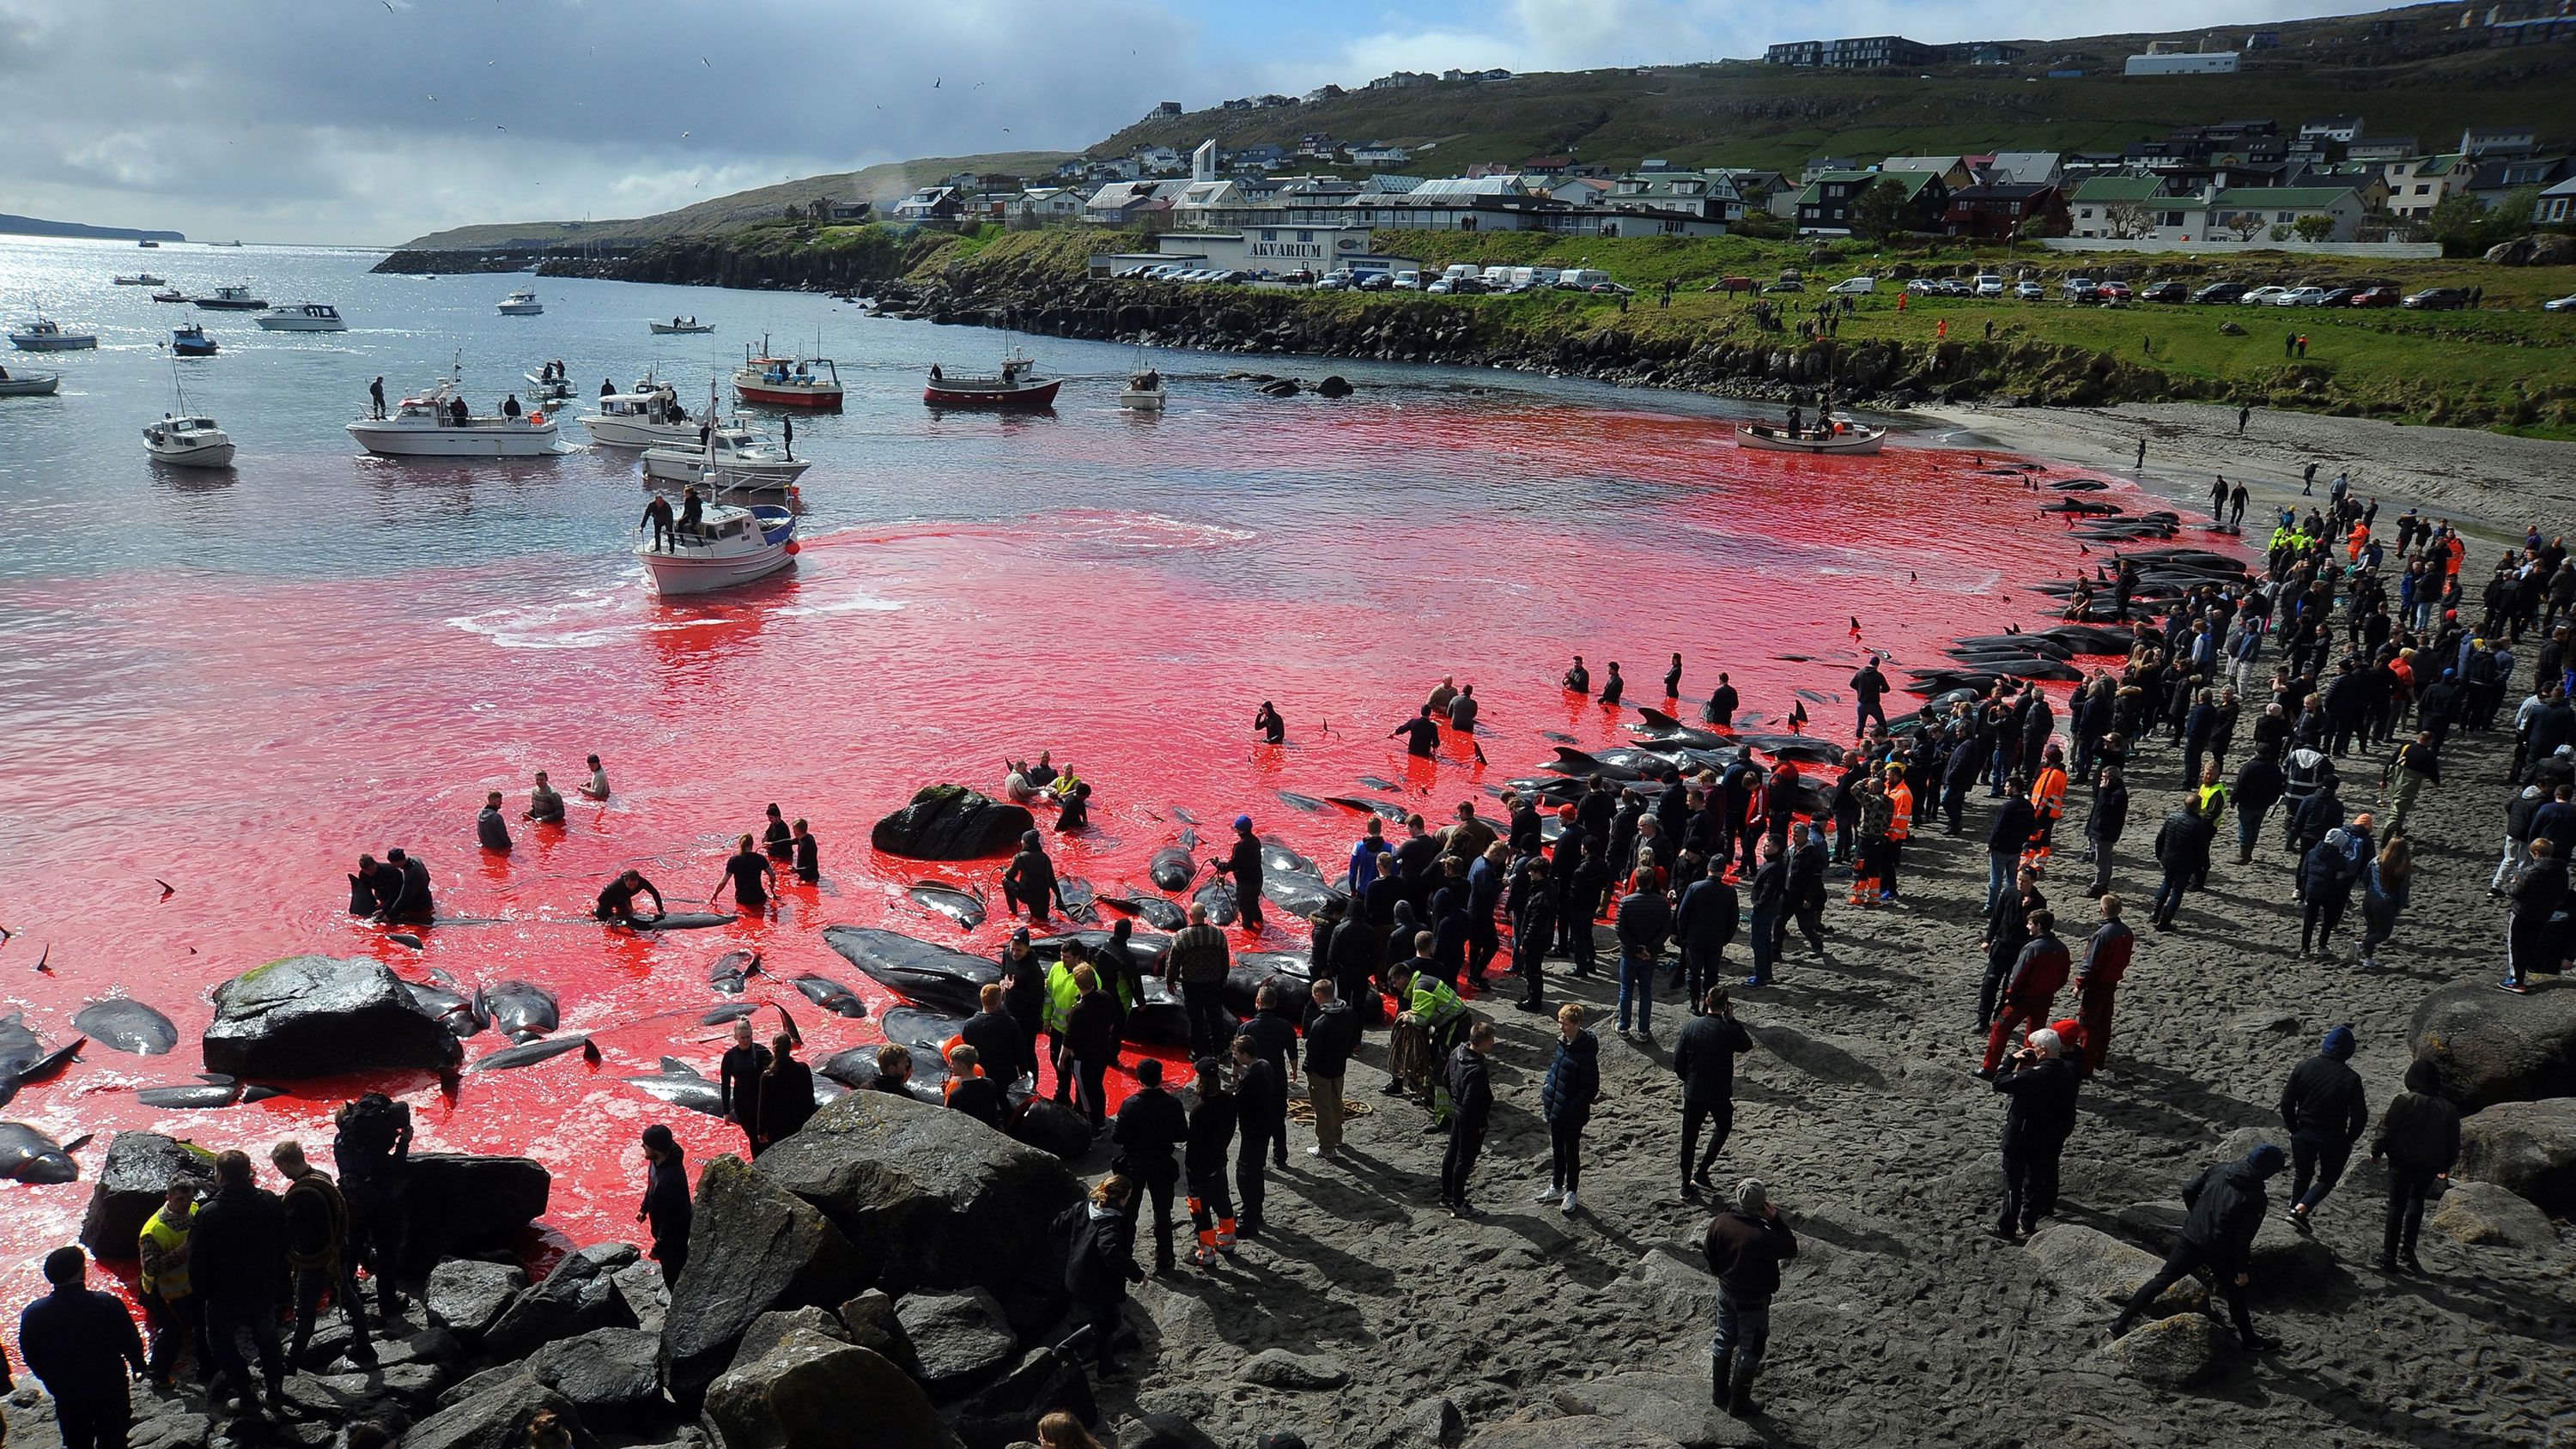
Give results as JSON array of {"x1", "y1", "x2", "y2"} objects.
[
  {"x1": 15, "y1": 1246, "x2": 147, "y2": 1449},
  {"x1": 2111, "y1": 1144, "x2": 2286, "y2": 1351},
  {"x1": 637, "y1": 1125, "x2": 692, "y2": 1283},
  {"x1": 2369, "y1": 1058, "x2": 2462, "y2": 1273},
  {"x1": 1701, "y1": 1177, "x2": 1796, "y2": 1417},
  {"x1": 1210, "y1": 815, "x2": 1267, "y2": 931},
  {"x1": 1003, "y1": 829, "x2": 1063, "y2": 925},
  {"x1": 2279, "y1": 1025, "x2": 2369, "y2": 1233},
  {"x1": 1991, "y1": 1027, "x2": 2081, "y2": 1240}
]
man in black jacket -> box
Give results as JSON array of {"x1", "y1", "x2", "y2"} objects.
[
  {"x1": 1210, "y1": 815, "x2": 1267, "y2": 931},
  {"x1": 1784, "y1": 824, "x2": 1829, "y2": 958},
  {"x1": 1673, "y1": 988, "x2": 1755, "y2": 1199},
  {"x1": 1183, "y1": 1057, "x2": 1238, "y2": 1265},
  {"x1": 189, "y1": 1150, "x2": 289, "y2": 1413},
  {"x1": 16, "y1": 1246, "x2": 148, "y2": 1449},
  {"x1": 1850, "y1": 657, "x2": 1890, "y2": 736},
  {"x1": 1702, "y1": 1178, "x2": 1797, "y2": 1417},
  {"x1": 1111, "y1": 1059, "x2": 1188, "y2": 1274},
  {"x1": 1985, "y1": 791, "x2": 2036, "y2": 915},
  {"x1": 1613, "y1": 871, "x2": 1674, "y2": 1038},
  {"x1": 2111, "y1": 1144, "x2": 2286, "y2": 1351},
  {"x1": 1511, "y1": 858, "x2": 1556, "y2": 1011},
  {"x1": 1673, "y1": 867, "x2": 1738, "y2": 1012},
  {"x1": 1743, "y1": 845, "x2": 1787, "y2": 987},
  {"x1": 2280, "y1": 1025, "x2": 2369, "y2": 1232},
  {"x1": 1234, "y1": 984, "x2": 1300, "y2": 1169},
  {"x1": 2083, "y1": 765, "x2": 2129, "y2": 898},
  {"x1": 2232, "y1": 747, "x2": 2287, "y2": 864},
  {"x1": 1230, "y1": 1035, "x2": 1282, "y2": 1238},
  {"x1": 2148, "y1": 798, "x2": 2207, "y2": 931},
  {"x1": 1992, "y1": 1028, "x2": 2081, "y2": 1239},
  {"x1": 961, "y1": 982, "x2": 1036, "y2": 1094},
  {"x1": 717, "y1": 1018, "x2": 774, "y2": 1157},
  {"x1": 1439, "y1": 1022, "x2": 1498, "y2": 1216},
  {"x1": 331, "y1": 1092, "x2": 410, "y2": 1319},
  {"x1": 1978, "y1": 866, "x2": 2044, "y2": 1031},
  {"x1": 1564, "y1": 840, "x2": 1610, "y2": 979},
  {"x1": 1301, "y1": 979, "x2": 1360, "y2": 1157},
  {"x1": 1001, "y1": 830, "x2": 1062, "y2": 925},
  {"x1": 2369, "y1": 1058, "x2": 2461, "y2": 1272}
]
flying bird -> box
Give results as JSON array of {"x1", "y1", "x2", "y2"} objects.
[
  {"x1": 381, "y1": 0, "x2": 393, "y2": 11},
  {"x1": 933, "y1": 76, "x2": 941, "y2": 87},
  {"x1": 702, "y1": 57, "x2": 711, "y2": 66}
]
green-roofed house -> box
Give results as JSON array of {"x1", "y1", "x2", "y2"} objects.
[
  {"x1": 2381, "y1": 153, "x2": 2473, "y2": 219},
  {"x1": 2068, "y1": 176, "x2": 2165, "y2": 238},
  {"x1": 1794, "y1": 167, "x2": 1950, "y2": 235},
  {"x1": 2068, "y1": 176, "x2": 2368, "y2": 245}
]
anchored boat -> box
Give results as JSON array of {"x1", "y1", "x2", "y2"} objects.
[
  {"x1": 496, "y1": 289, "x2": 544, "y2": 315},
  {"x1": 192, "y1": 284, "x2": 268, "y2": 311},
  {"x1": 9, "y1": 312, "x2": 97, "y2": 351},
  {"x1": 732, "y1": 339, "x2": 843, "y2": 409},
  {"x1": 923, "y1": 350, "x2": 1060, "y2": 409},
  {"x1": 254, "y1": 302, "x2": 348, "y2": 331},
  {"x1": 1733, "y1": 417, "x2": 1886, "y2": 455},
  {"x1": 579, "y1": 374, "x2": 699, "y2": 448},
  {"x1": 143, "y1": 413, "x2": 236, "y2": 468},
  {"x1": 641, "y1": 420, "x2": 810, "y2": 502},
  {"x1": 169, "y1": 324, "x2": 218, "y2": 357}
]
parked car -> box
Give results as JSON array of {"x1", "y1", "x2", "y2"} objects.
[
  {"x1": 1589, "y1": 282, "x2": 1635, "y2": 296},
  {"x1": 2349, "y1": 285, "x2": 2402, "y2": 308},
  {"x1": 2280, "y1": 286, "x2": 2332, "y2": 306},
  {"x1": 2544, "y1": 292, "x2": 2576, "y2": 312},
  {"x1": 2239, "y1": 285, "x2": 2292, "y2": 305},
  {"x1": 2014, "y1": 279, "x2": 2045, "y2": 300},
  {"x1": 2096, "y1": 282, "x2": 2133, "y2": 304},
  {"x1": 1389, "y1": 271, "x2": 1423, "y2": 290},
  {"x1": 2061, "y1": 276, "x2": 2099, "y2": 301},
  {"x1": 2140, "y1": 280, "x2": 2188, "y2": 303},
  {"x1": 1762, "y1": 280, "x2": 1804, "y2": 294},
  {"x1": 1826, "y1": 276, "x2": 1877, "y2": 295},
  {"x1": 1424, "y1": 278, "x2": 1453, "y2": 294},
  {"x1": 1358, "y1": 272, "x2": 1393, "y2": 291},
  {"x1": 2191, "y1": 282, "x2": 2243, "y2": 303},
  {"x1": 2403, "y1": 287, "x2": 2470, "y2": 310},
  {"x1": 2316, "y1": 287, "x2": 2360, "y2": 307}
]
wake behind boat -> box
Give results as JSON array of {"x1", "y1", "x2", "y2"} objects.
[
  {"x1": 923, "y1": 351, "x2": 1060, "y2": 409},
  {"x1": 346, "y1": 362, "x2": 566, "y2": 458},
  {"x1": 638, "y1": 502, "x2": 795, "y2": 595}
]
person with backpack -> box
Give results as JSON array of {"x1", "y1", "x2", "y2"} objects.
[{"x1": 271, "y1": 1140, "x2": 375, "y2": 1366}]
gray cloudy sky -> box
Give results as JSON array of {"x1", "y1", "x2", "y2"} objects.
[{"x1": 3, "y1": 0, "x2": 2360, "y2": 245}]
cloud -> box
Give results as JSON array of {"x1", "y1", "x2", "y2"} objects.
[{"x1": 0, "y1": 0, "x2": 1206, "y2": 244}]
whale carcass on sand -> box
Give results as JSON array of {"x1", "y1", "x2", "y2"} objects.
[{"x1": 820, "y1": 926, "x2": 1002, "y2": 1017}]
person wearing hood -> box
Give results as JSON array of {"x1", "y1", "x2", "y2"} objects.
[
  {"x1": 1003, "y1": 830, "x2": 1063, "y2": 925},
  {"x1": 2300, "y1": 828, "x2": 2360, "y2": 956},
  {"x1": 636, "y1": 1125, "x2": 691, "y2": 1284},
  {"x1": 1992, "y1": 1027, "x2": 2081, "y2": 1240},
  {"x1": 2232, "y1": 746, "x2": 2287, "y2": 864},
  {"x1": 2148, "y1": 796, "x2": 2207, "y2": 932},
  {"x1": 2505, "y1": 837, "x2": 2567, "y2": 993},
  {"x1": 1701, "y1": 1178, "x2": 1797, "y2": 1418},
  {"x1": 2370, "y1": 1058, "x2": 2462, "y2": 1272},
  {"x1": 2111, "y1": 1144, "x2": 2286, "y2": 1352},
  {"x1": 1536, "y1": 1004, "x2": 1600, "y2": 1215},
  {"x1": 2280, "y1": 1025, "x2": 2369, "y2": 1232},
  {"x1": 1210, "y1": 815, "x2": 1267, "y2": 931}
]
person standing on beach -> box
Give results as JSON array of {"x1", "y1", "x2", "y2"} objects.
[
  {"x1": 1301, "y1": 979, "x2": 1358, "y2": 1160},
  {"x1": 1613, "y1": 869, "x2": 1673, "y2": 1039},
  {"x1": 1230, "y1": 1034, "x2": 1280, "y2": 1239},
  {"x1": 1702, "y1": 1179, "x2": 1796, "y2": 1418},
  {"x1": 2148, "y1": 796, "x2": 2207, "y2": 931},
  {"x1": 2369, "y1": 1058, "x2": 2459, "y2": 1273},
  {"x1": 2082, "y1": 764, "x2": 2129, "y2": 897},
  {"x1": 2210, "y1": 476, "x2": 2227, "y2": 522},
  {"x1": 1439, "y1": 1022, "x2": 1497, "y2": 1217},
  {"x1": 2135, "y1": 438, "x2": 2147, "y2": 472},
  {"x1": 1992, "y1": 1027, "x2": 2080, "y2": 1240},
  {"x1": 1183, "y1": 1055, "x2": 1237, "y2": 1266},
  {"x1": 15, "y1": 1246, "x2": 148, "y2": 1449},
  {"x1": 2280, "y1": 1025, "x2": 2368, "y2": 1234},
  {"x1": 1536, "y1": 1004, "x2": 1599, "y2": 1214},
  {"x1": 637, "y1": 1125, "x2": 691, "y2": 1285},
  {"x1": 1673, "y1": 986, "x2": 1754, "y2": 1200},
  {"x1": 1982, "y1": 910, "x2": 2069, "y2": 1076},
  {"x1": 2229, "y1": 480, "x2": 2249, "y2": 530},
  {"x1": 1111, "y1": 1058, "x2": 1187, "y2": 1274}
]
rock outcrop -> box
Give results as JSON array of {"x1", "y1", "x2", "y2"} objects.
[
  {"x1": 663, "y1": 1155, "x2": 870, "y2": 1397},
  {"x1": 2458, "y1": 1097, "x2": 2576, "y2": 1215},
  {"x1": 78, "y1": 1132, "x2": 215, "y2": 1259},
  {"x1": 2409, "y1": 982, "x2": 2576, "y2": 1112},
  {"x1": 203, "y1": 955, "x2": 464, "y2": 1077},
  {"x1": 703, "y1": 1331, "x2": 963, "y2": 1449}
]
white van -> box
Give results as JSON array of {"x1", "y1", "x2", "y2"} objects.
[
  {"x1": 1825, "y1": 276, "x2": 1876, "y2": 295},
  {"x1": 1506, "y1": 266, "x2": 1539, "y2": 291},
  {"x1": 1973, "y1": 273, "x2": 2004, "y2": 296},
  {"x1": 1443, "y1": 264, "x2": 1479, "y2": 282}
]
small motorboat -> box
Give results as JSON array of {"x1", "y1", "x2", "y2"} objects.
[
  {"x1": 650, "y1": 317, "x2": 715, "y2": 334},
  {"x1": 169, "y1": 324, "x2": 218, "y2": 357},
  {"x1": 114, "y1": 273, "x2": 166, "y2": 286},
  {"x1": 732, "y1": 339, "x2": 842, "y2": 409},
  {"x1": 9, "y1": 313, "x2": 97, "y2": 351},
  {"x1": 641, "y1": 420, "x2": 811, "y2": 497},
  {"x1": 1734, "y1": 417, "x2": 1886, "y2": 455},
  {"x1": 639, "y1": 503, "x2": 796, "y2": 595},
  {"x1": 137, "y1": 239, "x2": 160, "y2": 248},
  {"x1": 579, "y1": 375, "x2": 698, "y2": 447},
  {"x1": 496, "y1": 289, "x2": 544, "y2": 316},
  {"x1": 150, "y1": 288, "x2": 189, "y2": 303},
  {"x1": 923, "y1": 351, "x2": 1060, "y2": 409},
  {"x1": 254, "y1": 302, "x2": 347, "y2": 331},
  {"x1": 525, "y1": 369, "x2": 575, "y2": 403},
  {"x1": 143, "y1": 413, "x2": 235, "y2": 468},
  {"x1": 345, "y1": 359, "x2": 567, "y2": 458},
  {"x1": 0, "y1": 368, "x2": 62, "y2": 397},
  {"x1": 192, "y1": 284, "x2": 268, "y2": 311},
  {"x1": 1119, "y1": 367, "x2": 1165, "y2": 412}
]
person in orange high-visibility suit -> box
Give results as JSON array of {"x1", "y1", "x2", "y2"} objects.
[
  {"x1": 1879, "y1": 764, "x2": 1915, "y2": 904},
  {"x1": 2023, "y1": 744, "x2": 2069, "y2": 872}
]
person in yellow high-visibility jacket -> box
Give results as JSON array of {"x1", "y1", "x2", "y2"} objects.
[
  {"x1": 137, "y1": 1179, "x2": 210, "y2": 1387},
  {"x1": 2024, "y1": 745, "x2": 2069, "y2": 871}
]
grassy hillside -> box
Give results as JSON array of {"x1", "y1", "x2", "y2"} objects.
[
  {"x1": 393, "y1": 151, "x2": 1076, "y2": 252},
  {"x1": 1098, "y1": 4, "x2": 2576, "y2": 173}
]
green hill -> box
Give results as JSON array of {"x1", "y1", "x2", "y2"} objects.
[
  {"x1": 1097, "y1": 4, "x2": 2576, "y2": 173},
  {"x1": 392, "y1": 151, "x2": 1077, "y2": 252}
]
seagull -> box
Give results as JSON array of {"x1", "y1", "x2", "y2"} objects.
[
  {"x1": 380, "y1": 0, "x2": 393, "y2": 10},
  {"x1": 702, "y1": 57, "x2": 710, "y2": 66},
  {"x1": 681, "y1": 130, "x2": 690, "y2": 138},
  {"x1": 933, "y1": 76, "x2": 941, "y2": 87}
]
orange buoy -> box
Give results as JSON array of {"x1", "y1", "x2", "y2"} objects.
[{"x1": 784, "y1": 540, "x2": 799, "y2": 555}]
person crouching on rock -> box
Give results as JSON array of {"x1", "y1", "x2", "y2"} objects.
[
  {"x1": 1056, "y1": 1175, "x2": 1143, "y2": 1380},
  {"x1": 1703, "y1": 1177, "x2": 1797, "y2": 1418},
  {"x1": 636, "y1": 1125, "x2": 690, "y2": 1284},
  {"x1": 594, "y1": 869, "x2": 666, "y2": 926},
  {"x1": 2111, "y1": 1144, "x2": 2286, "y2": 1353}
]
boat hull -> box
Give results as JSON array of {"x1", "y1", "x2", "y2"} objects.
[
  {"x1": 639, "y1": 543, "x2": 793, "y2": 594},
  {"x1": 148, "y1": 441, "x2": 235, "y2": 468},
  {"x1": 649, "y1": 323, "x2": 715, "y2": 334},
  {"x1": 0, "y1": 375, "x2": 63, "y2": 396},
  {"x1": 1734, "y1": 424, "x2": 1884, "y2": 455},
  {"x1": 1119, "y1": 388, "x2": 1165, "y2": 411},
  {"x1": 10, "y1": 336, "x2": 97, "y2": 352},
  {"x1": 580, "y1": 416, "x2": 701, "y2": 448},
  {"x1": 924, "y1": 379, "x2": 1061, "y2": 409},
  {"x1": 173, "y1": 343, "x2": 219, "y2": 357},
  {"x1": 256, "y1": 317, "x2": 347, "y2": 331},
  {"x1": 496, "y1": 304, "x2": 544, "y2": 316},
  {"x1": 345, "y1": 421, "x2": 567, "y2": 458},
  {"x1": 641, "y1": 452, "x2": 811, "y2": 487},
  {"x1": 734, "y1": 381, "x2": 844, "y2": 409},
  {"x1": 192, "y1": 300, "x2": 266, "y2": 311}
]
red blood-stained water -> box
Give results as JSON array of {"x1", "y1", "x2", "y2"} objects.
[{"x1": 0, "y1": 408, "x2": 2160, "y2": 1300}]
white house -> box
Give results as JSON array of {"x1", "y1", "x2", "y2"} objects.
[
  {"x1": 1984, "y1": 152, "x2": 2064, "y2": 186},
  {"x1": 1136, "y1": 146, "x2": 1186, "y2": 174},
  {"x1": 2381, "y1": 154, "x2": 2472, "y2": 217},
  {"x1": 1349, "y1": 143, "x2": 1412, "y2": 166},
  {"x1": 2123, "y1": 52, "x2": 2240, "y2": 75},
  {"x1": 2300, "y1": 115, "x2": 2364, "y2": 143},
  {"x1": 1011, "y1": 186, "x2": 1088, "y2": 221}
]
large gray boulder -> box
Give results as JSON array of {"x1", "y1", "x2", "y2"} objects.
[
  {"x1": 484, "y1": 1251, "x2": 637, "y2": 1361},
  {"x1": 869, "y1": 786, "x2": 1035, "y2": 860},
  {"x1": 1548, "y1": 1373, "x2": 1765, "y2": 1449},
  {"x1": 2458, "y1": 1097, "x2": 2576, "y2": 1215},
  {"x1": 204, "y1": 955, "x2": 463, "y2": 1078},
  {"x1": 893, "y1": 1289, "x2": 1017, "y2": 1396},
  {"x1": 398, "y1": 1155, "x2": 552, "y2": 1270},
  {"x1": 663, "y1": 1155, "x2": 869, "y2": 1399},
  {"x1": 835, "y1": 1288, "x2": 919, "y2": 1376},
  {"x1": 2023, "y1": 1222, "x2": 2204, "y2": 1316},
  {"x1": 425, "y1": 1258, "x2": 528, "y2": 1342},
  {"x1": 753, "y1": 1091, "x2": 1081, "y2": 1296},
  {"x1": 527, "y1": 1327, "x2": 665, "y2": 1428},
  {"x1": 402, "y1": 1375, "x2": 587, "y2": 1449},
  {"x1": 702, "y1": 1331, "x2": 962, "y2": 1449},
  {"x1": 78, "y1": 1133, "x2": 215, "y2": 1259},
  {"x1": 2427, "y1": 1180, "x2": 2560, "y2": 1249},
  {"x1": 2113, "y1": 1201, "x2": 2334, "y2": 1301},
  {"x1": 2408, "y1": 982, "x2": 2576, "y2": 1112},
  {"x1": 2106, "y1": 1312, "x2": 2241, "y2": 1385}
]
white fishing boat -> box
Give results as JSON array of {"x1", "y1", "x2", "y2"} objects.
[
  {"x1": 254, "y1": 302, "x2": 348, "y2": 331},
  {"x1": 9, "y1": 312, "x2": 98, "y2": 351},
  {"x1": 0, "y1": 367, "x2": 62, "y2": 397},
  {"x1": 641, "y1": 420, "x2": 811, "y2": 497},
  {"x1": 649, "y1": 317, "x2": 714, "y2": 334},
  {"x1": 345, "y1": 361, "x2": 567, "y2": 458},
  {"x1": 150, "y1": 287, "x2": 189, "y2": 303},
  {"x1": 113, "y1": 273, "x2": 166, "y2": 286},
  {"x1": 578, "y1": 376, "x2": 699, "y2": 448},
  {"x1": 1119, "y1": 367, "x2": 1165, "y2": 412},
  {"x1": 524, "y1": 369, "x2": 575, "y2": 403},
  {"x1": 1733, "y1": 417, "x2": 1886, "y2": 455},
  {"x1": 192, "y1": 284, "x2": 268, "y2": 311},
  {"x1": 638, "y1": 503, "x2": 796, "y2": 595},
  {"x1": 143, "y1": 413, "x2": 236, "y2": 469},
  {"x1": 495, "y1": 289, "x2": 544, "y2": 315}
]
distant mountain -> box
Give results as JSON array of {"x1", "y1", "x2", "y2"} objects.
[
  {"x1": 391, "y1": 151, "x2": 1079, "y2": 252},
  {"x1": 0, "y1": 213, "x2": 186, "y2": 244}
]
